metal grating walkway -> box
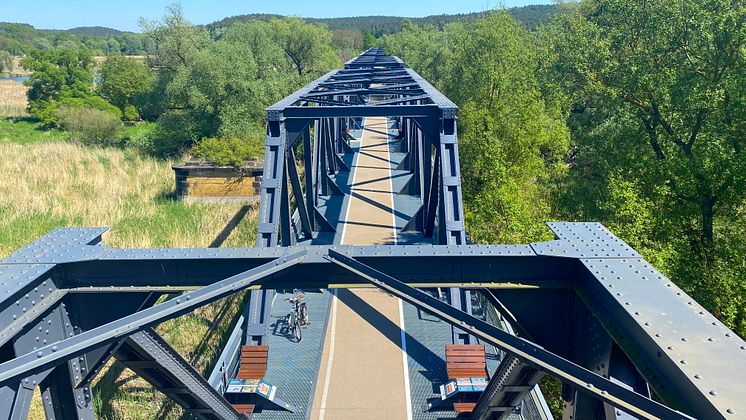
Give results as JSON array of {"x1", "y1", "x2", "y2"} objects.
[{"x1": 252, "y1": 289, "x2": 332, "y2": 419}]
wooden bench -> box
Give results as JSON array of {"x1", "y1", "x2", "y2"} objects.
[
  {"x1": 236, "y1": 345, "x2": 268, "y2": 380},
  {"x1": 453, "y1": 402, "x2": 477, "y2": 414},
  {"x1": 445, "y1": 344, "x2": 488, "y2": 379},
  {"x1": 232, "y1": 403, "x2": 255, "y2": 415}
]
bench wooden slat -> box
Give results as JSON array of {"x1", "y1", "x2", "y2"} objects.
[
  {"x1": 447, "y1": 356, "x2": 487, "y2": 365},
  {"x1": 243, "y1": 345, "x2": 269, "y2": 351},
  {"x1": 453, "y1": 402, "x2": 476, "y2": 414},
  {"x1": 446, "y1": 344, "x2": 485, "y2": 350},
  {"x1": 232, "y1": 404, "x2": 255, "y2": 414},
  {"x1": 237, "y1": 345, "x2": 269, "y2": 380},
  {"x1": 446, "y1": 344, "x2": 488, "y2": 380},
  {"x1": 240, "y1": 357, "x2": 268, "y2": 363}
]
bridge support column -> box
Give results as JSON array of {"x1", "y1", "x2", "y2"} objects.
[{"x1": 562, "y1": 298, "x2": 650, "y2": 420}]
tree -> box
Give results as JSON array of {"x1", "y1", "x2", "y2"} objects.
[
  {"x1": 22, "y1": 48, "x2": 120, "y2": 125},
  {"x1": 268, "y1": 17, "x2": 339, "y2": 78},
  {"x1": 0, "y1": 50, "x2": 12, "y2": 74},
  {"x1": 332, "y1": 29, "x2": 363, "y2": 62},
  {"x1": 97, "y1": 55, "x2": 154, "y2": 120},
  {"x1": 382, "y1": 12, "x2": 569, "y2": 244},
  {"x1": 543, "y1": 0, "x2": 746, "y2": 334},
  {"x1": 140, "y1": 4, "x2": 210, "y2": 75},
  {"x1": 447, "y1": 12, "x2": 569, "y2": 243},
  {"x1": 144, "y1": 10, "x2": 339, "y2": 155},
  {"x1": 379, "y1": 22, "x2": 451, "y2": 88}
]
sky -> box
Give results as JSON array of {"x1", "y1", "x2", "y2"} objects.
[{"x1": 2, "y1": 0, "x2": 552, "y2": 32}]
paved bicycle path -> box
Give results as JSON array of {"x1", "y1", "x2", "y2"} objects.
[{"x1": 310, "y1": 117, "x2": 411, "y2": 420}]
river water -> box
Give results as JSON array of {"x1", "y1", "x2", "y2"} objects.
[{"x1": 0, "y1": 76, "x2": 28, "y2": 83}]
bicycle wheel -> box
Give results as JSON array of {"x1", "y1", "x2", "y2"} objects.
[
  {"x1": 300, "y1": 303, "x2": 309, "y2": 325},
  {"x1": 293, "y1": 320, "x2": 302, "y2": 342}
]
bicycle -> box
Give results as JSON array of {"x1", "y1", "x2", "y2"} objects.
[{"x1": 281, "y1": 293, "x2": 309, "y2": 342}]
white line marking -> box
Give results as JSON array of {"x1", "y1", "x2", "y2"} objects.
[
  {"x1": 340, "y1": 119, "x2": 364, "y2": 245},
  {"x1": 390, "y1": 118, "x2": 410, "y2": 416},
  {"x1": 318, "y1": 289, "x2": 338, "y2": 420},
  {"x1": 399, "y1": 298, "x2": 413, "y2": 420}
]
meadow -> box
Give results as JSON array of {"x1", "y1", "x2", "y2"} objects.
[
  {"x1": 0, "y1": 128, "x2": 259, "y2": 418},
  {"x1": 0, "y1": 79, "x2": 27, "y2": 117}
]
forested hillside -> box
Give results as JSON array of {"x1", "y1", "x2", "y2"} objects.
[
  {"x1": 0, "y1": 5, "x2": 554, "y2": 63},
  {"x1": 0, "y1": 22, "x2": 147, "y2": 56},
  {"x1": 209, "y1": 4, "x2": 556, "y2": 33}
]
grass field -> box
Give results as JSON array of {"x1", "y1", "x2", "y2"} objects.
[
  {"x1": 0, "y1": 79, "x2": 28, "y2": 117},
  {"x1": 0, "y1": 123, "x2": 259, "y2": 419}
]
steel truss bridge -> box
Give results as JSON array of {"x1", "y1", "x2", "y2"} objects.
[{"x1": 0, "y1": 48, "x2": 744, "y2": 420}]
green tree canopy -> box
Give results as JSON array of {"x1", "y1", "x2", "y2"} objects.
[
  {"x1": 542, "y1": 0, "x2": 746, "y2": 334},
  {"x1": 22, "y1": 48, "x2": 121, "y2": 125},
  {"x1": 382, "y1": 11, "x2": 570, "y2": 243},
  {"x1": 144, "y1": 10, "x2": 339, "y2": 155},
  {"x1": 267, "y1": 17, "x2": 339, "y2": 78},
  {"x1": 97, "y1": 55, "x2": 155, "y2": 121}
]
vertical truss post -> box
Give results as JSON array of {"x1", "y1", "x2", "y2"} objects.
[
  {"x1": 28, "y1": 305, "x2": 95, "y2": 420},
  {"x1": 257, "y1": 118, "x2": 289, "y2": 247},
  {"x1": 324, "y1": 118, "x2": 337, "y2": 175},
  {"x1": 410, "y1": 123, "x2": 421, "y2": 195},
  {"x1": 245, "y1": 289, "x2": 275, "y2": 346},
  {"x1": 0, "y1": 381, "x2": 34, "y2": 420},
  {"x1": 424, "y1": 148, "x2": 440, "y2": 237},
  {"x1": 449, "y1": 288, "x2": 474, "y2": 345},
  {"x1": 437, "y1": 117, "x2": 466, "y2": 245},
  {"x1": 304, "y1": 124, "x2": 317, "y2": 233},
  {"x1": 562, "y1": 299, "x2": 650, "y2": 420},
  {"x1": 317, "y1": 119, "x2": 329, "y2": 196},
  {"x1": 287, "y1": 147, "x2": 312, "y2": 239},
  {"x1": 421, "y1": 131, "x2": 433, "y2": 219}
]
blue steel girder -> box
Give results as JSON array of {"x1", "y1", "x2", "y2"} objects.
[
  {"x1": 1, "y1": 223, "x2": 744, "y2": 418},
  {"x1": 324, "y1": 249, "x2": 692, "y2": 420}
]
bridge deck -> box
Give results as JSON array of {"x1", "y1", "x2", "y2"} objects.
[{"x1": 311, "y1": 116, "x2": 411, "y2": 419}]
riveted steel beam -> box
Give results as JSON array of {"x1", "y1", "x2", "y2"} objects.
[
  {"x1": 0, "y1": 252, "x2": 306, "y2": 388},
  {"x1": 325, "y1": 249, "x2": 693, "y2": 420}
]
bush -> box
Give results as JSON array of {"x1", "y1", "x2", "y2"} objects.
[
  {"x1": 123, "y1": 104, "x2": 140, "y2": 122},
  {"x1": 192, "y1": 136, "x2": 264, "y2": 167},
  {"x1": 56, "y1": 106, "x2": 122, "y2": 146},
  {"x1": 31, "y1": 95, "x2": 123, "y2": 127},
  {"x1": 149, "y1": 111, "x2": 201, "y2": 156},
  {"x1": 121, "y1": 122, "x2": 156, "y2": 152}
]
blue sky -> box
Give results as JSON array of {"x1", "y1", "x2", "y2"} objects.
[{"x1": 4, "y1": 1, "x2": 552, "y2": 32}]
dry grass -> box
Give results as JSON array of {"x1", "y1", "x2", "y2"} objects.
[
  {"x1": 0, "y1": 141, "x2": 258, "y2": 419},
  {"x1": 0, "y1": 142, "x2": 257, "y2": 254},
  {"x1": 0, "y1": 80, "x2": 28, "y2": 117}
]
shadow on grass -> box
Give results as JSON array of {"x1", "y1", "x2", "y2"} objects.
[
  {"x1": 156, "y1": 187, "x2": 178, "y2": 201},
  {"x1": 153, "y1": 292, "x2": 248, "y2": 419},
  {"x1": 90, "y1": 199, "x2": 257, "y2": 418}
]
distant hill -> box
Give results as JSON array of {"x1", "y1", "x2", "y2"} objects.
[
  {"x1": 53, "y1": 26, "x2": 130, "y2": 37},
  {"x1": 208, "y1": 4, "x2": 558, "y2": 33},
  {"x1": 0, "y1": 22, "x2": 144, "y2": 56},
  {"x1": 0, "y1": 4, "x2": 556, "y2": 58}
]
